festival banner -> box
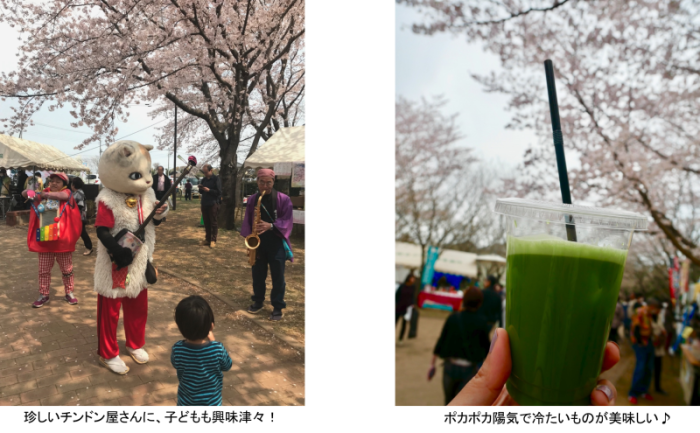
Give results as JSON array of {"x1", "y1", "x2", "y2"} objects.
[
  {"x1": 421, "y1": 246, "x2": 440, "y2": 288},
  {"x1": 670, "y1": 257, "x2": 680, "y2": 301},
  {"x1": 291, "y1": 162, "x2": 305, "y2": 187},
  {"x1": 680, "y1": 258, "x2": 691, "y2": 293}
]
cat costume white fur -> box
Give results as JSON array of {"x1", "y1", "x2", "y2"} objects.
[
  {"x1": 94, "y1": 187, "x2": 163, "y2": 298},
  {"x1": 94, "y1": 140, "x2": 168, "y2": 375}
]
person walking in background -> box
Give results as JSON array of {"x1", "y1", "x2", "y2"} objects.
[
  {"x1": 23, "y1": 171, "x2": 43, "y2": 211},
  {"x1": 70, "y1": 177, "x2": 93, "y2": 256},
  {"x1": 481, "y1": 275, "x2": 502, "y2": 336},
  {"x1": 628, "y1": 303, "x2": 655, "y2": 404},
  {"x1": 663, "y1": 301, "x2": 676, "y2": 354},
  {"x1": 430, "y1": 287, "x2": 491, "y2": 405},
  {"x1": 16, "y1": 170, "x2": 28, "y2": 205},
  {"x1": 648, "y1": 299, "x2": 668, "y2": 395},
  {"x1": 152, "y1": 166, "x2": 171, "y2": 222},
  {"x1": 0, "y1": 167, "x2": 10, "y2": 196},
  {"x1": 25, "y1": 171, "x2": 43, "y2": 193},
  {"x1": 199, "y1": 164, "x2": 222, "y2": 248},
  {"x1": 185, "y1": 179, "x2": 192, "y2": 201},
  {"x1": 610, "y1": 296, "x2": 624, "y2": 344},
  {"x1": 396, "y1": 273, "x2": 416, "y2": 343}
]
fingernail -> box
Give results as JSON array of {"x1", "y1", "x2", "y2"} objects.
[
  {"x1": 595, "y1": 384, "x2": 613, "y2": 402},
  {"x1": 489, "y1": 329, "x2": 498, "y2": 354},
  {"x1": 609, "y1": 340, "x2": 620, "y2": 352}
]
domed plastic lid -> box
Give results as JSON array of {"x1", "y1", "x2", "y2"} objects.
[{"x1": 494, "y1": 198, "x2": 648, "y2": 231}]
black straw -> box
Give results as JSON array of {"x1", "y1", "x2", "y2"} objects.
[{"x1": 544, "y1": 59, "x2": 577, "y2": 242}]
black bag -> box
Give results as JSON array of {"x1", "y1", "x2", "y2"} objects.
[
  {"x1": 146, "y1": 260, "x2": 158, "y2": 284},
  {"x1": 408, "y1": 307, "x2": 420, "y2": 339}
]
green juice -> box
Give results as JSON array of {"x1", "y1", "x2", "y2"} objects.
[{"x1": 505, "y1": 235, "x2": 627, "y2": 405}]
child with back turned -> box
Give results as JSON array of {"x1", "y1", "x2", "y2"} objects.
[{"x1": 171, "y1": 295, "x2": 233, "y2": 406}]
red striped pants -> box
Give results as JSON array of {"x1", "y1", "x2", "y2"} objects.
[{"x1": 38, "y1": 252, "x2": 74, "y2": 296}]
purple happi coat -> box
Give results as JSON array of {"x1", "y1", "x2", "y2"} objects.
[{"x1": 240, "y1": 190, "x2": 294, "y2": 262}]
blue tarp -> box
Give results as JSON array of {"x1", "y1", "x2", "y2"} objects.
[{"x1": 431, "y1": 272, "x2": 471, "y2": 289}]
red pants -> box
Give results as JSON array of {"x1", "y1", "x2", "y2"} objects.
[
  {"x1": 38, "y1": 252, "x2": 74, "y2": 296},
  {"x1": 96, "y1": 290, "x2": 148, "y2": 359}
]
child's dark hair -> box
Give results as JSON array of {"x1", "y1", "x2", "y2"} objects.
[
  {"x1": 72, "y1": 177, "x2": 84, "y2": 189},
  {"x1": 175, "y1": 295, "x2": 215, "y2": 341}
]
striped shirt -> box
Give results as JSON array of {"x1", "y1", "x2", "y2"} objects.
[{"x1": 170, "y1": 340, "x2": 233, "y2": 406}]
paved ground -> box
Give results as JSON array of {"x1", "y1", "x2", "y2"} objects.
[
  {"x1": 0, "y1": 222, "x2": 304, "y2": 406},
  {"x1": 396, "y1": 308, "x2": 685, "y2": 406}
]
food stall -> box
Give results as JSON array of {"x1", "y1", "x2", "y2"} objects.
[
  {"x1": 395, "y1": 241, "x2": 422, "y2": 289},
  {"x1": 243, "y1": 126, "x2": 305, "y2": 235},
  {"x1": 418, "y1": 250, "x2": 478, "y2": 312},
  {"x1": 0, "y1": 134, "x2": 89, "y2": 221},
  {"x1": 476, "y1": 254, "x2": 507, "y2": 280}
]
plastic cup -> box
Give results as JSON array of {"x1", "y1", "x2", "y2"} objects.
[{"x1": 494, "y1": 198, "x2": 648, "y2": 405}]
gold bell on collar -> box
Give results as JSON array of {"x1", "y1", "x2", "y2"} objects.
[{"x1": 125, "y1": 196, "x2": 138, "y2": 208}]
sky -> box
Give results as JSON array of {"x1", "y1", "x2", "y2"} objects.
[{"x1": 395, "y1": 5, "x2": 538, "y2": 170}]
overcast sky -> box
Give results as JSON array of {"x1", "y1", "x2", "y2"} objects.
[
  {"x1": 0, "y1": 23, "x2": 206, "y2": 170},
  {"x1": 396, "y1": 5, "x2": 538, "y2": 170}
]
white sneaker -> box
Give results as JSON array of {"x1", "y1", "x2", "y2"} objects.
[
  {"x1": 99, "y1": 356, "x2": 129, "y2": 375},
  {"x1": 127, "y1": 347, "x2": 149, "y2": 364}
]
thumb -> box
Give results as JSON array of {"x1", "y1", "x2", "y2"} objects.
[{"x1": 448, "y1": 328, "x2": 512, "y2": 406}]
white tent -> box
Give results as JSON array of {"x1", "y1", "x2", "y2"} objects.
[
  {"x1": 0, "y1": 134, "x2": 89, "y2": 172},
  {"x1": 476, "y1": 254, "x2": 506, "y2": 264},
  {"x1": 434, "y1": 250, "x2": 478, "y2": 278},
  {"x1": 396, "y1": 241, "x2": 422, "y2": 269},
  {"x1": 243, "y1": 126, "x2": 305, "y2": 170}
]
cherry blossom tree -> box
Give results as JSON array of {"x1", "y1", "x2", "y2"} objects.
[
  {"x1": 396, "y1": 96, "x2": 498, "y2": 262},
  {"x1": 399, "y1": 0, "x2": 700, "y2": 265},
  {"x1": 0, "y1": 0, "x2": 304, "y2": 229}
]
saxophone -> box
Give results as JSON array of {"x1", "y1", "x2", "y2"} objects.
[{"x1": 245, "y1": 190, "x2": 266, "y2": 266}]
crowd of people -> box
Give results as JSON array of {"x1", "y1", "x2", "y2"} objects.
[
  {"x1": 619, "y1": 293, "x2": 676, "y2": 404},
  {"x1": 396, "y1": 271, "x2": 687, "y2": 406},
  {"x1": 395, "y1": 273, "x2": 504, "y2": 403},
  {"x1": 1, "y1": 158, "x2": 295, "y2": 405}
]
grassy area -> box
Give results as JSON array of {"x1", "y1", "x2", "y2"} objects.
[{"x1": 151, "y1": 198, "x2": 305, "y2": 344}]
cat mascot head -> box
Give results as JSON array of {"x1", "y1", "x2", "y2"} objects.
[{"x1": 98, "y1": 141, "x2": 154, "y2": 195}]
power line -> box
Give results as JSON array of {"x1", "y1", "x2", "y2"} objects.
[
  {"x1": 116, "y1": 119, "x2": 167, "y2": 140},
  {"x1": 34, "y1": 122, "x2": 93, "y2": 135},
  {"x1": 38, "y1": 118, "x2": 168, "y2": 166}
]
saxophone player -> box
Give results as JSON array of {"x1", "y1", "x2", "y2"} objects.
[{"x1": 241, "y1": 169, "x2": 294, "y2": 321}]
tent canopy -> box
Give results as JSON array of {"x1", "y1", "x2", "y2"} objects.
[
  {"x1": 434, "y1": 250, "x2": 478, "y2": 278},
  {"x1": 396, "y1": 241, "x2": 422, "y2": 269},
  {"x1": 243, "y1": 126, "x2": 305, "y2": 169},
  {"x1": 0, "y1": 134, "x2": 89, "y2": 173},
  {"x1": 476, "y1": 254, "x2": 506, "y2": 264}
]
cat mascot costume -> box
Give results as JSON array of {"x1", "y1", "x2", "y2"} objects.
[{"x1": 94, "y1": 140, "x2": 168, "y2": 374}]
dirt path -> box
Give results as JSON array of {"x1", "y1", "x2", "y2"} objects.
[
  {"x1": 0, "y1": 219, "x2": 304, "y2": 406},
  {"x1": 151, "y1": 199, "x2": 305, "y2": 344},
  {"x1": 396, "y1": 308, "x2": 685, "y2": 406}
]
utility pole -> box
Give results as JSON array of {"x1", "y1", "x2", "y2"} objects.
[{"x1": 173, "y1": 105, "x2": 177, "y2": 210}]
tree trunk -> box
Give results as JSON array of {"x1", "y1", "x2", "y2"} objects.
[
  {"x1": 217, "y1": 143, "x2": 238, "y2": 231},
  {"x1": 234, "y1": 168, "x2": 246, "y2": 217}
]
